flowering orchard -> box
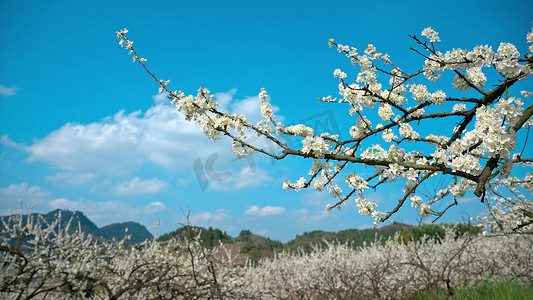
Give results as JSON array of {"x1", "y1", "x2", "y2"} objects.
[
  {"x1": 0, "y1": 210, "x2": 234, "y2": 299},
  {"x1": 1, "y1": 209, "x2": 532, "y2": 299},
  {"x1": 117, "y1": 25, "x2": 533, "y2": 233}
]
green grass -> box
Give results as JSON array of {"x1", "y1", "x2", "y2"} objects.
[{"x1": 409, "y1": 281, "x2": 533, "y2": 300}]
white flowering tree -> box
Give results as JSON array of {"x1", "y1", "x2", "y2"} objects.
[
  {"x1": 117, "y1": 25, "x2": 533, "y2": 233},
  {"x1": 2, "y1": 207, "x2": 533, "y2": 299},
  {"x1": 0, "y1": 209, "x2": 236, "y2": 299}
]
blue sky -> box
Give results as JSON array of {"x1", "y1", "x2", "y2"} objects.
[{"x1": 1, "y1": 0, "x2": 532, "y2": 242}]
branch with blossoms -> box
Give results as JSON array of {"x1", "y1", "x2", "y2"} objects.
[{"x1": 116, "y1": 24, "x2": 533, "y2": 231}]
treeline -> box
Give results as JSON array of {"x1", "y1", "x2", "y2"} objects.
[
  {"x1": 158, "y1": 222, "x2": 482, "y2": 261},
  {"x1": 285, "y1": 222, "x2": 481, "y2": 253},
  {"x1": 399, "y1": 222, "x2": 482, "y2": 242},
  {"x1": 158, "y1": 226, "x2": 231, "y2": 247}
]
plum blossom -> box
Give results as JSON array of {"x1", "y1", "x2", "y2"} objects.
[
  {"x1": 410, "y1": 84, "x2": 431, "y2": 103},
  {"x1": 466, "y1": 67, "x2": 487, "y2": 88},
  {"x1": 355, "y1": 196, "x2": 377, "y2": 215},
  {"x1": 430, "y1": 90, "x2": 446, "y2": 105},
  {"x1": 346, "y1": 173, "x2": 368, "y2": 190},
  {"x1": 453, "y1": 103, "x2": 467, "y2": 112},
  {"x1": 285, "y1": 124, "x2": 314, "y2": 137},
  {"x1": 382, "y1": 128, "x2": 397, "y2": 142},
  {"x1": 421, "y1": 27, "x2": 440, "y2": 42},
  {"x1": 302, "y1": 136, "x2": 330, "y2": 159},
  {"x1": 378, "y1": 103, "x2": 394, "y2": 120},
  {"x1": 333, "y1": 68, "x2": 347, "y2": 79},
  {"x1": 399, "y1": 122, "x2": 419, "y2": 139},
  {"x1": 117, "y1": 26, "x2": 533, "y2": 231}
]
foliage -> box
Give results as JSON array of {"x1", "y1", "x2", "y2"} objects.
[
  {"x1": 157, "y1": 224, "x2": 199, "y2": 242},
  {"x1": 157, "y1": 225, "x2": 231, "y2": 247},
  {"x1": 410, "y1": 281, "x2": 533, "y2": 300},
  {"x1": 285, "y1": 222, "x2": 482, "y2": 253},
  {"x1": 97, "y1": 222, "x2": 153, "y2": 245},
  {"x1": 235, "y1": 229, "x2": 253, "y2": 242},
  {"x1": 200, "y1": 227, "x2": 232, "y2": 247},
  {"x1": 399, "y1": 222, "x2": 482, "y2": 243},
  {"x1": 117, "y1": 25, "x2": 533, "y2": 232},
  {"x1": 160, "y1": 222, "x2": 480, "y2": 262}
]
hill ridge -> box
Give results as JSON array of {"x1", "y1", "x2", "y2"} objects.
[
  {"x1": 2, "y1": 209, "x2": 481, "y2": 258},
  {"x1": 1, "y1": 209, "x2": 153, "y2": 244}
]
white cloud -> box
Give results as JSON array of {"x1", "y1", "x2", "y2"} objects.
[
  {"x1": 0, "y1": 84, "x2": 19, "y2": 97},
  {"x1": 244, "y1": 205, "x2": 286, "y2": 217},
  {"x1": 231, "y1": 96, "x2": 263, "y2": 120},
  {"x1": 0, "y1": 135, "x2": 25, "y2": 150},
  {"x1": 113, "y1": 177, "x2": 168, "y2": 196},
  {"x1": 49, "y1": 198, "x2": 79, "y2": 209},
  {"x1": 229, "y1": 94, "x2": 281, "y2": 124},
  {"x1": 301, "y1": 191, "x2": 331, "y2": 206},
  {"x1": 45, "y1": 172, "x2": 97, "y2": 185},
  {"x1": 459, "y1": 197, "x2": 478, "y2": 203},
  {"x1": 176, "y1": 177, "x2": 192, "y2": 186},
  {"x1": 25, "y1": 93, "x2": 242, "y2": 177},
  {"x1": 137, "y1": 100, "x2": 229, "y2": 171},
  {"x1": 190, "y1": 208, "x2": 232, "y2": 224},
  {"x1": 0, "y1": 183, "x2": 51, "y2": 214},
  {"x1": 152, "y1": 93, "x2": 168, "y2": 104},
  {"x1": 209, "y1": 167, "x2": 273, "y2": 191},
  {"x1": 294, "y1": 208, "x2": 334, "y2": 224},
  {"x1": 144, "y1": 201, "x2": 166, "y2": 213},
  {"x1": 26, "y1": 110, "x2": 146, "y2": 176},
  {"x1": 214, "y1": 89, "x2": 237, "y2": 110}
]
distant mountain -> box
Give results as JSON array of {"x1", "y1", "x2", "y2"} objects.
[
  {"x1": 231, "y1": 229, "x2": 283, "y2": 262},
  {"x1": 0, "y1": 209, "x2": 99, "y2": 236},
  {"x1": 47, "y1": 209, "x2": 100, "y2": 235},
  {"x1": 99, "y1": 222, "x2": 153, "y2": 244},
  {"x1": 1, "y1": 209, "x2": 153, "y2": 244},
  {"x1": 158, "y1": 226, "x2": 232, "y2": 247}
]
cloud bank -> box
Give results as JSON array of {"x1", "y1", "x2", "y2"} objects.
[
  {"x1": 25, "y1": 90, "x2": 276, "y2": 180},
  {"x1": 244, "y1": 205, "x2": 286, "y2": 217}
]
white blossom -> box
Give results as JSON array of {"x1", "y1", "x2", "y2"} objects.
[
  {"x1": 421, "y1": 27, "x2": 440, "y2": 42},
  {"x1": 382, "y1": 128, "x2": 397, "y2": 142},
  {"x1": 333, "y1": 68, "x2": 347, "y2": 79},
  {"x1": 410, "y1": 84, "x2": 431, "y2": 103},
  {"x1": 378, "y1": 103, "x2": 394, "y2": 120},
  {"x1": 399, "y1": 122, "x2": 419, "y2": 139},
  {"x1": 285, "y1": 124, "x2": 314, "y2": 137},
  {"x1": 346, "y1": 173, "x2": 368, "y2": 190},
  {"x1": 453, "y1": 103, "x2": 467, "y2": 112}
]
